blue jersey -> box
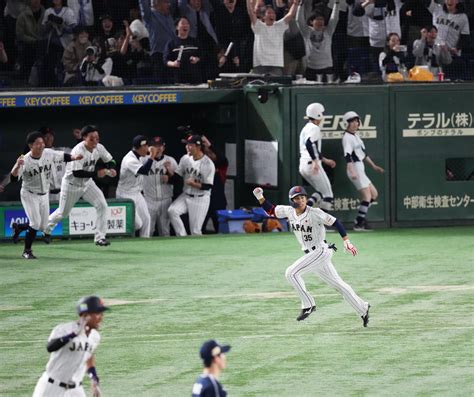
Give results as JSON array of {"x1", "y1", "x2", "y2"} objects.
[{"x1": 192, "y1": 374, "x2": 227, "y2": 397}]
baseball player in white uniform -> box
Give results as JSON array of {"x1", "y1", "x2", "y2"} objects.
[
  {"x1": 44, "y1": 125, "x2": 117, "y2": 246},
  {"x1": 143, "y1": 136, "x2": 178, "y2": 237},
  {"x1": 299, "y1": 103, "x2": 336, "y2": 211},
  {"x1": 342, "y1": 111, "x2": 384, "y2": 231},
  {"x1": 167, "y1": 134, "x2": 215, "y2": 236},
  {"x1": 253, "y1": 185, "x2": 370, "y2": 326},
  {"x1": 9, "y1": 131, "x2": 82, "y2": 259},
  {"x1": 32, "y1": 295, "x2": 108, "y2": 397},
  {"x1": 116, "y1": 135, "x2": 158, "y2": 238}
]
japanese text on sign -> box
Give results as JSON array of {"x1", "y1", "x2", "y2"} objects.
[
  {"x1": 403, "y1": 112, "x2": 474, "y2": 137},
  {"x1": 403, "y1": 194, "x2": 474, "y2": 209}
]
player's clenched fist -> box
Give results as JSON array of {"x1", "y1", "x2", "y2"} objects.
[
  {"x1": 343, "y1": 239, "x2": 358, "y2": 256},
  {"x1": 253, "y1": 187, "x2": 264, "y2": 200}
]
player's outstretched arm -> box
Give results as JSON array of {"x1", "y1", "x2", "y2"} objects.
[
  {"x1": 332, "y1": 218, "x2": 358, "y2": 256},
  {"x1": 87, "y1": 356, "x2": 102, "y2": 397},
  {"x1": 253, "y1": 187, "x2": 276, "y2": 215}
]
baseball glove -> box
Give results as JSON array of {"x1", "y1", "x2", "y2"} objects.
[
  {"x1": 243, "y1": 220, "x2": 261, "y2": 233},
  {"x1": 262, "y1": 218, "x2": 282, "y2": 232}
]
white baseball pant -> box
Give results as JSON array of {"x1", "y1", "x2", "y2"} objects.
[
  {"x1": 348, "y1": 161, "x2": 371, "y2": 190},
  {"x1": 46, "y1": 180, "x2": 108, "y2": 242},
  {"x1": 32, "y1": 372, "x2": 85, "y2": 397},
  {"x1": 20, "y1": 189, "x2": 49, "y2": 231},
  {"x1": 299, "y1": 159, "x2": 333, "y2": 210},
  {"x1": 168, "y1": 193, "x2": 210, "y2": 236},
  {"x1": 145, "y1": 197, "x2": 172, "y2": 237},
  {"x1": 117, "y1": 191, "x2": 150, "y2": 238},
  {"x1": 285, "y1": 247, "x2": 368, "y2": 316}
]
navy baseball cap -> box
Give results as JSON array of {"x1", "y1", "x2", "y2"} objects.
[
  {"x1": 182, "y1": 134, "x2": 202, "y2": 145},
  {"x1": 76, "y1": 296, "x2": 110, "y2": 315},
  {"x1": 151, "y1": 136, "x2": 165, "y2": 146},
  {"x1": 200, "y1": 340, "x2": 231, "y2": 362},
  {"x1": 132, "y1": 135, "x2": 149, "y2": 148}
]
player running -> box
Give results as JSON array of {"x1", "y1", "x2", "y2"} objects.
[
  {"x1": 9, "y1": 131, "x2": 82, "y2": 259},
  {"x1": 32, "y1": 296, "x2": 109, "y2": 397},
  {"x1": 253, "y1": 185, "x2": 370, "y2": 326},
  {"x1": 342, "y1": 111, "x2": 384, "y2": 231},
  {"x1": 44, "y1": 125, "x2": 117, "y2": 246},
  {"x1": 299, "y1": 103, "x2": 336, "y2": 211}
]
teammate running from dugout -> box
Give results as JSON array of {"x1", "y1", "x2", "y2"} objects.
[
  {"x1": 10, "y1": 131, "x2": 83, "y2": 259},
  {"x1": 253, "y1": 185, "x2": 370, "y2": 326},
  {"x1": 32, "y1": 296, "x2": 108, "y2": 397}
]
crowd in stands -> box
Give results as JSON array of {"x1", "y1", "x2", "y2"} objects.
[{"x1": 0, "y1": 0, "x2": 472, "y2": 88}]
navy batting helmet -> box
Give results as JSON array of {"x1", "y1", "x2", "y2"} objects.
[
  {"x1": 289, "y1": 186, "x2": 307, "y2": 207},
  {"x1": 76, "y1": 296, "x2": 109, "y2": 315}
]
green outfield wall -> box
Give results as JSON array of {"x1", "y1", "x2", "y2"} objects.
[{"x1": 0, "y1": 85, "x2": 472, "y2": 227}]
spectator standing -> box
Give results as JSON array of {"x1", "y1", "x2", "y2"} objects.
[
  {"x1": 138, "y1": 0, "x2": 175, "y2": 83},
  {"x1": 412, "y1": 25, "x2": 452, "y2": 75},
  {"x1": 15, "y1": 0, "x2": 46, "y2": 79},
  {"x1": 346, "y1": 0, "x2": 370, "y2": 48},
  {"x1": 247, "y1": 0, "x2": 297, "y2": 76},
  {"x1": 296, "y1": 0, "x2": 340, "y2": 83},
  {"x1": 62, "y1": 25, "x2": 91, "y2": 85},
  {"x1": 2, "y1": 0, "x2": 28, "y2": 67},
  {"x1": 164, "y1": 17, "x2": 203, "y2": 84},
  {"x1": 67, "y1": 0, "x2": 95, "y2": 28},
  {"x1": 399, "y1": 0, "x2": 433, "y2": 46}
]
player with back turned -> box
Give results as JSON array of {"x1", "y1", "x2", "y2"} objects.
[
  {"x1": 9, "y1": 131, "x2": 82, "y2": 259},
  {"x1": 253, "y1": 185, "x2": 370, "y2": 326},
  {"x1": 32, "y1": 296, "x2": 109, "y2": 397}
]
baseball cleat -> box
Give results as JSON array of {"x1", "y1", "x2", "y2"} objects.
[
  {"x1": 95, "y1": 238, "x2": 111, "y2": 247},
  {"x1": 353, "y1": 222, "x2": 373, "y2": 232},
  {"x1": 43, "y1": 234, "x2": 51, "y2": 244},
  {"x1": 22, "y1": 250, "x2": 37, "y2": 259},
  {"x1": 361, "y1": 305, "x2": 370, "y2": 327},
  {"x1": 12, "y1": 223, "x2": 21, "y2": 244},
  {"x1": 296, "y1": 306, "x2": 316, "y2": 321}
]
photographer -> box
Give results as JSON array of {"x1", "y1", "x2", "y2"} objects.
[{"x1": 80, "y1": 44, "x2": 113, "y2": 85}]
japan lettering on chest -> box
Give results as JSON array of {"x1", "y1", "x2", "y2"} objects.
[
  {"x1": 185, "y1": 166, "x2": 201, "y2": 180},
  {"x1": 26, "y1": 163, "x2": 52, "y2": 178},
  {"x1": 291, "y1": 219, "x2": 314, "y2": 242},
  {"x1": 69, "y1": 340, "x2": 93, "y2": 352}
]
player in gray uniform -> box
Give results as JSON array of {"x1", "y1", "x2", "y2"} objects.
[
  {"x1": 342, "y1": 111, "x2": 384, "y2": 231},
  {"x1": 143, "y1": 136, "x2": 178, "y2": 237},
  {"x1": 9, "y1": 131, "x2": 82, "y2": 259},
  {"x1": 44, "y1": 125, "x2": 117, "y2": 246},
  {"x1": 167, "y1": 134, "x2": 216, "y2": 236},
  {"x1": 116, "y1": 135, "x2": 158, "y2": 238},
  {"x1": 299, "y1": 103, "x2": 336, "y2": 211},
  {"x1": 32, "y1": 296, "x2": 108, "y2": 397},
  {"x1": 253, "y1": 185, "x2": 370, "y2": 326}
]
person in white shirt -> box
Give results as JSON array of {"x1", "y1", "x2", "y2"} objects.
[
  {"x1": 142, "y1": 136, "x2": 178, "y2": 237},
  {"x1": 299, "y1": 103, "x2": 336, "y2": 211},
  {"x1": 9, "y1": 131, "x2": 82, "y2": 259},
  {"x1": 116, "y1": 135, "x2": 159, "y2": 238},
  {"x1": 253, "y1": 185, "x2": 370, "y2": 326},
  {"x1": 45, "y1": 125, "x2": 117, "y2": 246},
  {"x1": 342, "y1": 111, "x2": 384, "y2": 231},
  {"x1": 32, "y1": 296, "x2": 108, "y2": 397},
  {"x1": 247, "y1": 0, "x2": 297, "y2": 76},
  {"x1": 67, "y1": 0, "x2": 95, "y2": 27},
  {"x1": 166, "y1": 134, "x2": 215, "y2": 236}
]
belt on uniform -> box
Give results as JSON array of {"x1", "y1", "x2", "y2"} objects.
[
  {"x1": 304, "y1": 246, "x2": 317, "y2": 254},
  {"x1": 28, "y1": 190, "x2": 46, "y2": 196},
  {"x1": 49, "y1": 189, "x2": 60, "y2": 194},
  {"x1": 48, "y1": 377, "x2": 82, "y2": 389},
  {"x1": 186, "y1": 193, "x2": 204, "y2": 198}
]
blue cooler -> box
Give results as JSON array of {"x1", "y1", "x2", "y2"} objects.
[{"x1": 217, "y1": 209, "x2": 253, "y2": 233}]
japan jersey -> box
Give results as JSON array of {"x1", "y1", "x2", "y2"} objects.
[
  {"x1": 176, "y1": 154, "x2": 215, "y2": 196},
  {"x1": 429, "y1": 1, "x2": 470, "y2": 50},
  {"x1": 64, "y1": 142, "x2": 113, "y2": 188},
  {"x1": 50, "y1": 146, "x2": 71, "y2": 191},
  {"x1": 192, "y1": 374, "x2": 227, "y2": 397},
  {"x1": 117, "y1": 150, "x2": 148, "y2": 194},
  {"x1": 300, "y1": 122, "x2": 322, "y2": 161},
  {"x1": 275, "y1": 205, "x2": 336, "y2": 251},
  {"x1": 342, "y1": 131, "x2": 366, "y2": 162},
  {"x1": 19, "y1": 149, "x2": 65, "y2": 194},
  {"x1": 45, "y1": 321, "x2": 100, "y2": 384},
  {"x1": 143, "y1": 154, "x2": 178, "y2": 201}
]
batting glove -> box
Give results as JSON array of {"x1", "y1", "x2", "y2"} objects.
[
  {"x1": 253, "y1": 187, "x2": 264, "y2": 201},
  {"x1": 343, "y1": 239, "x2": 358, "y2": 256}
]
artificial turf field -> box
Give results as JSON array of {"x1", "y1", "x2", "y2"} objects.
[{"x1": 1, "y1": 227, "x2": 473, "y2": 397}]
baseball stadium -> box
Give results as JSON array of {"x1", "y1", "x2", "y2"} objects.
[{"x1": 0, "y1": 0, "x2": 473, "y2": 396}]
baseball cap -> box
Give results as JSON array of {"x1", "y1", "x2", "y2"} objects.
[
  {"x1": 182, "y1": 134, "x2": 202, "y2": 145},
  {"x1": 199, "y1": 340, "x2": 231, "y2": 362},
  {"x1": 151, "y1": 136, "x2": 165, "y2": 146},
  {"x1": 76, "y1": 296, "x2": 109, "y2": 315},
  {"x1": 132, "y1": 135, "x2": 149, "y2": 148}
]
